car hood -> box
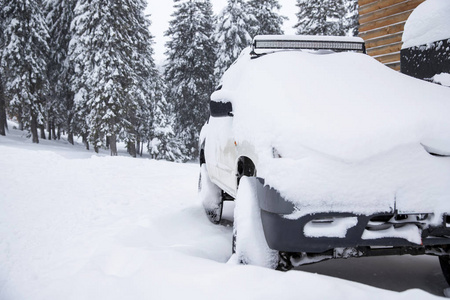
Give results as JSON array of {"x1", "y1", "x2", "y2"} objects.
[{"x1": 213, "y1": 48, "x2": 450, "y2": 163}]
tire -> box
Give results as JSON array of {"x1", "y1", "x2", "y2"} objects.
[
  {"x1": 198, "y1": 164, "x2": 223, "y2": 224},
  {"x1": 439, "y1": 256, "x2": 450, "y2": 285},
  {"x1": 232, "y1": 176, "x2": 279, "y2": 268}
]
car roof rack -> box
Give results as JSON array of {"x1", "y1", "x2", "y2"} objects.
[{"x1": 251, "y1": 35, "x2": 366, "y2": 57}]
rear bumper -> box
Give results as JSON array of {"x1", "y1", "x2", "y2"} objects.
[
  {"x1": 255, "y1": 178, "x2": 450, "y2": 254},
  {"x1": 261, "y1": 210, "x2": 450, "y2": 253}
]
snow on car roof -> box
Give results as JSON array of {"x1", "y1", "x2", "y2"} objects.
[{"x1": 211, "y1": 48, "x2": 450, "y2": 216}]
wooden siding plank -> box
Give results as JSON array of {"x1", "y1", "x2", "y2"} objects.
[
  {"x1": 359, "y1": 22, "x2": 405, "y2": 40},
  {"x1": 374, "y1": 51, "x2": 401, "y2": 64},
  {"x1": 359, "y1": 10, "x2": 412, "y2": 32},
  {"x1": 367, "y1": 42, "x2": 402, "y2": 56},
  {"x1": 359, "y1": 0, "x2": 424, "y2": 24},
  {"x1": 359, "y1": 0, "x2": 378, "y2": 7},
  {"x1": 360, "y1": 0, "x2": 410, "y2": 16},
  {"x1": 385, "y1": 61, "x2": 401, "y2": 70},
  {"x1": 365, "y1": 32, "x2": 403, "y2": 48}
]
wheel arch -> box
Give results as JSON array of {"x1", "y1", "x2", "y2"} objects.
[{"x1": 237, "y1": 156, "x2": 257, "y2": 186}]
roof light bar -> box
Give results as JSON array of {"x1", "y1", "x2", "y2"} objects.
[{"x1": 252, "y1": 35, "x2": 366, "y2": 55}]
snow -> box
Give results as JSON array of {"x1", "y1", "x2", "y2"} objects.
[
  {"x1": 198, "y1": 164, "x2": 222, "y2": 220},
  {"x1": 422, "y1": 137, "x2": 450, "y2": 156},
  {"x1": 362, "y1": 224, "x2": 422, "y2": 245},
  {"x1": 212, "y1": 48, "x2": 450, "y2": 219},
  {"x1": 0, "y1": 126, "x2": 447, "y2": 299},
  {"x1": 402, "y1": 0, "x2": 450, "y2": 49},
  {"x1": 232, "y1": 177, "x2": 278, "y2": 268},
  {"x1": 304, "y1": 217, "x2": 358, "y2": 238},
  {"x1": 432, "y1": 73, "x2": 450, "y2": 87}
]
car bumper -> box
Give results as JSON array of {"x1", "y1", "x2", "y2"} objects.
[{"x1": 255, "y1": 178, "x2": 450, "y2": 254}]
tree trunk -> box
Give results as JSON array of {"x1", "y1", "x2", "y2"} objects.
[
  {"x1": 40, "y1": 124, "x2": 46, "y2": 139},
  {"x1": 136, "y1": 139, "x2": 141, "y2": 156},
  {"x1": 68, "y1": 132, "x2": 74, "y2": 145},
  {"x1": 0, "y1": 90, "x2": 7, "y2": 136},
  {"x1": 82, "y1": 134, "x2": 89, "y2": 150},
  {"x1": 67, "y1": 113, "x2": 74, "y2": 144},
  {"x1": 140, "y1": 142, "x2": 143, "y2": 157},
  {"x1": 18, "y1": 109, "x2": 24, "y2": 131},
  {"x1": 52, "y1": 124, "x2": 57, "y2": 140},
  {"x1": 127, "y1": 141, "x2": 136, "y2": 158},
  {"x1": 47, "y1": 120, "x2": 52, "y2": 140},
  {"x1": 110, "y1": 134, "x2": 118, "y2": 156},
  {"x1": 30, "y1": 114, "x2": 39, "y2": 143}
]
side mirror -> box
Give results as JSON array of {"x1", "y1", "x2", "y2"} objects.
[{"x1": 210, "y1": 101, "x2": 233, "y2": 117}]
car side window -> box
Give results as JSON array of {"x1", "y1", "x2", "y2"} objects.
[{"x1": 210, "y1": 101, "x2": 233, "y2": 117}]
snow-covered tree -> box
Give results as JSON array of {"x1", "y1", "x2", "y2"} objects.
[
  {"x1": 294, "y1": 0, "x2": 347, "y2": 36},
  {"x1": 247, "y1": 0, "x2": 286, "y2": 36},
  {"x1": 148, "y1": 78, "x2": 184, "y2": 162},
  {"x1": 44, "y1": 0, "x2": 76, "y2": 142},
  {"x1": 69, "y1": 0, "x2": 156, "y2": 155},
  {"x1": 1, "y1": 0, "x2": 49, "y2": 143},
  {"x1": 164, "y1": 0, "x2": 216, "y2": 160},
  {"x1": 214, "y1": 0, "x2": 255, "y2": 80},
  {"x1": 120, "y1": 0, "x2": 158, "y2": 158},
  {"x1": 344, "y1": 0, "x2": 359, "y2": 36}
]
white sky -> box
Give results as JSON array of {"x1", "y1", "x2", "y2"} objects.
[{"x1": 145, "y1": 0, "x2": 298, "y2": 64}]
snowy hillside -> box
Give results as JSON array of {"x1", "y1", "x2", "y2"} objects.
[{"x1": 0, "y1": 128, "x2": 448, "y2": 299}]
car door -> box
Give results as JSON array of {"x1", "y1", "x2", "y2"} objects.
[{"x1": 204, "y1": 100, "x2": 238, "y2": 196}]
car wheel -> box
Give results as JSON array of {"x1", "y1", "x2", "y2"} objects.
[
  {"x1": 232, "y1": 176, "x2": 279, "y2": 268},
  {"x1": 198, "y1": 164, "x2": 223, "y2": 224},
  {"x1": 439, "y1": 256, "x2": 450, "y2": 285}
]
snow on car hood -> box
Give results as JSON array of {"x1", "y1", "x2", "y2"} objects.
[{"x1": 212, "y1": 48, "x2": 450, "y2": 217}]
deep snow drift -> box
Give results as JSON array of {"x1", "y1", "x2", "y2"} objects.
[{"x1": 0, "y1": 128, "x2": 447, "y2": 299}]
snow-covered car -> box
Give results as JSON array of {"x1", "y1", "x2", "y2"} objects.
[{"x1": 198, "y1": 35, "x2": 450, "y2": 280}]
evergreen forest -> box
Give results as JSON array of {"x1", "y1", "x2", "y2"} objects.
[{"x1": 0, "y1": 0, "x2": 358, "y2": 161}]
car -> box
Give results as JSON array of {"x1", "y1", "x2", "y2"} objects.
[{"x1": 198, "y1": 35, "x2": 450, "y2": 281}]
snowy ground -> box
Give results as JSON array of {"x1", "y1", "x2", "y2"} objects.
[{"x1": 0, "y1": 125, "x2": 449, "y2": 299}]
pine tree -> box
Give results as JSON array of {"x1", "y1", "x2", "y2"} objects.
[
  {"x1": 164, "y1": 0, "x2": 216, "y2": 160},
  {"x1": 69, "y1": 0, "x2": 153, "y2": 155},
  {"x1": 44, "y1": 0, "x2": 76, "y2": 142},
  {"x1": 344, "y1": 0, "x2": 359, "y2": 36},
  {"x1": 247, "y1": 0, "x2": 286, "y2": 36},
  {"x1": 294, "y1": 0, "x2": 347, "y2": 36},
  {"x1": 214, "y1": 0, "x2": 255, "y2": 80},
  {"x1": 122, "y1": 0, "x2": 158, "y2": 158},
  {"x1": 1, "y1": 0, "x2": 49, "y2": 143},
  {"x1": 148, "y1": 77, "x2": 184, "y2": 162}
]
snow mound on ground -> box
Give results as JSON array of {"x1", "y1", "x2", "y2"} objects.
[
  {"x1": 432, "y1": 73, "x2": 450, "y2": 87},
  {"x1": 402, "y1": 0, "x2": 450, "y2": 49}
]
